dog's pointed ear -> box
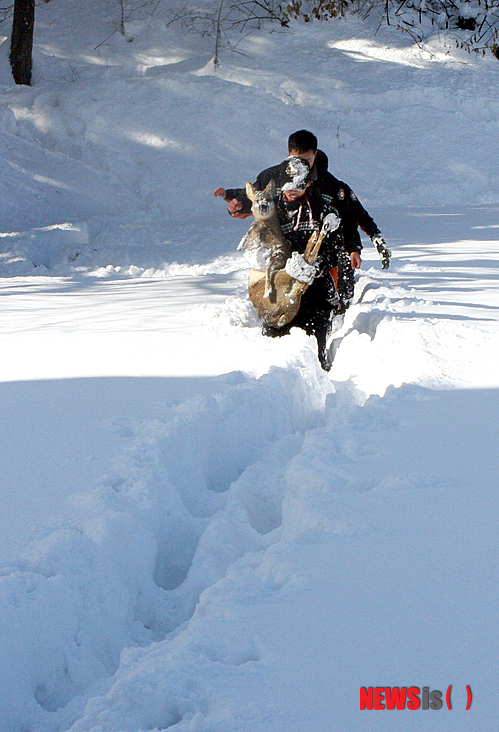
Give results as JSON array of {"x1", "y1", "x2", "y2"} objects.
[
  {"x1": 263, "y1": 179, "x2": 276, "y2": 198},
  {"x1": 246, "y1": 181, "x2": 256, "y2": 201}
]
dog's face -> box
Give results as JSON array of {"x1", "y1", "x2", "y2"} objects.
[
  {"x1": 253, "y1": 193, "x2": 275, "y2": 219},
  {"x1": 246, "y1": 181, "x2": 277, "y2": 221}
]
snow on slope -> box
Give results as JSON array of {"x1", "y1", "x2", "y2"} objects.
[{"x1": 0, "y1": 2, "x2": 498, "y2": 731}]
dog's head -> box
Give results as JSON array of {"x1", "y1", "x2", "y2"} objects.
[{"x1": 246, "y1": 180, "x2": 277, "y2": 221}]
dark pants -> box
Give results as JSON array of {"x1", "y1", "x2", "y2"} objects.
[
  {"x1": 262, "y1": 254, "x2": 355, "y2": 369},
  {"x1": 292, "y1": 272, "x2": 339, "y2": 353}
]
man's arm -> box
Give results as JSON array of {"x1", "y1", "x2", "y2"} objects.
[
  {"x1": 324, "y1": 174, "x2": 380, "y2": 239},
  {"x1": 341, "y1": 213, "x2": 363, "y2": 254},
  {"x1": 226, "y1": 187, "x2": 252, "y2": 216},
  {"x1": 342, "y1": 184, "x2": 381, "y2": 239},
  {"x1": 213, "y1": 186, "x2": 251, "y2": 217},
  {"x1": 337, "y1": 179, "x2": 391, "y2": 269}
]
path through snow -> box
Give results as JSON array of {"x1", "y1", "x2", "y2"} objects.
[{"x1": 1, "y1": 206, "x2": 498, "y2": 731}]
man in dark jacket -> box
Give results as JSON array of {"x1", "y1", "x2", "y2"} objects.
[
  {"x1": 247, "y1": 156, "x2": 357, "y2": 370},
  {"x1": 213, "y1": 129, "x2": 391, "y2": 269}
]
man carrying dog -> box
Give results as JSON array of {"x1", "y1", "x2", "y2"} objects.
[
  {"x1": 213, "y1": 129, "x2": 391, "y2": 270},
  {"x1": 242, "y1": 155, "x2": 358, "y2": 370}
]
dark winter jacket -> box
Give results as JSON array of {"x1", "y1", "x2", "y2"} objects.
[
  {"x1": 314, "y1": 151, "x2": 381, "y2": 242},
  {"x1": 274, "y1": 187, "x2": 346, "y2": 274},
  {"x1": 272, "y1": 186, "x2": 356, "y2": 339}
]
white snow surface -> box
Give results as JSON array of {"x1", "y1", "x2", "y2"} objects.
[{"x1": 0, "y1": 3, "x2": 498, "y2": 730}]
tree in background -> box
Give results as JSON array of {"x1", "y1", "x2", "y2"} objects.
[
  {"x1": 167, "y1": 0, "x2": 293, "y2": 66},
  {"x1": 116, "y1": 0, "x2": 161, "y2": 40},
  {"x1": 10, "y1": 0, "x2": 35, "y2": 85},
  {"x1": 94, "y1": 0, "x2": 161, "y2": 48}
]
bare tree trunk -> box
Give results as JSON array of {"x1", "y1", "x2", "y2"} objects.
[
  {"x1": 213, "y1": 0, "x2": 224, "y2": 67},
  {"x1": 10, "y1": 0, "x2": 35, "y2": 86},
  {"x1": 119, "y1": 0, "x2": 126, "y2": 35}
]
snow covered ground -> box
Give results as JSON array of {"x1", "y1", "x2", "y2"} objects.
[{"x1": 0, "y1": 2, "x2": 498, "y2": 730}]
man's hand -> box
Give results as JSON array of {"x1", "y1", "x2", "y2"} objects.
[
  {"x1": 350, "y1": 251, "x2": 362, "y2": 269},
  {"x1": 213, "y1": 188, "x2": 251, "y2": 219},
  {"x1": 228, "y1": 198, "x2": 251, "y2": 219},
  {"x1": 285, "y1": 252, "x2": 318, "y2": 284},
  {"x1": 226, "y1": 198, "x2": 243, "y2": 215},
  {"x1": 372, "y1": 235, "x2": 391, "y2": 269}
]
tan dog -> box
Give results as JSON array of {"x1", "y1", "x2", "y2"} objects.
[
  {"x1": 248, "y1": 214, "x2": 339, "y2": 328},
  {"x1": 237, "y1": 180, "x2": 290, "y2": 301}
]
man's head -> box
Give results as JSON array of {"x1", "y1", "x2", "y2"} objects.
[
  {"x1": 278, "y1": 156, "x2": 312, "y2": 201},
  {"x1": 287, "y1": 130, "x2": 318, "y2": 167}
]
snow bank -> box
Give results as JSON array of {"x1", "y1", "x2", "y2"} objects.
[
  {"x1": 37, "y1": 381, "x2": 499, "y2": 732},
  {"x1": 0, "y1": 365, "x2": 327, "y2": 732}
]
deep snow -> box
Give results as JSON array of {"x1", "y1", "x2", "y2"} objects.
[{"x1": 0, "y1": 2, "x2": 498, "y2": 731}]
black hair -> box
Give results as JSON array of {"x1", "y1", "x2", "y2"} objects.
[{"x1": 287, "y1": 130, "x2": 318, "y2": 154}]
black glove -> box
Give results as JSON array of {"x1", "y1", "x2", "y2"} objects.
[{"x1": 372, "y1": 235, "x2": 391, "y2": 269}]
